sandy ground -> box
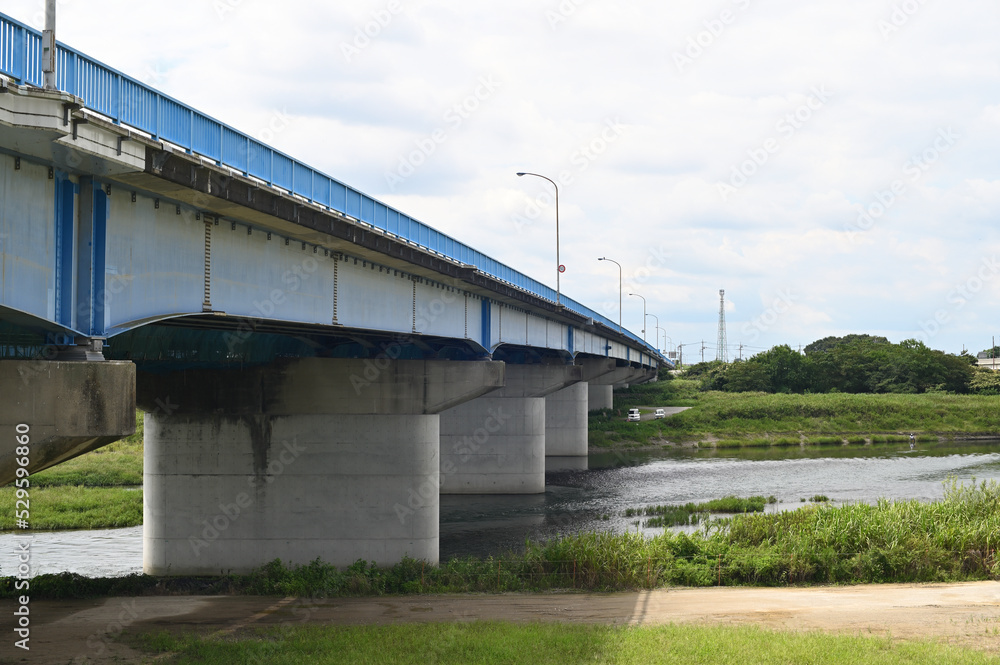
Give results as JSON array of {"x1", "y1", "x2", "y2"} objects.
[{"x1": 4, "y1": 581, "x2": 1000, "y2": 663}]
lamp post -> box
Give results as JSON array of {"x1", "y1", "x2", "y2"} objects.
[
  {"x1": 43, "y1": 0, "x2": 56, "y2": 90},
  {"x1": 597, "y1": 257, "x2": 622, "y2": 333},
  {"x1": 516, "y1": 172, "x2": 560, "y2": 306},
  {"x1": 629, "y1": 293, "x2": 646, "y2": 343}
]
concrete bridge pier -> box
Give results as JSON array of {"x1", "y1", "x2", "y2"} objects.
[
  {"x1": 439, "y1": 364, "x2": 582, "y2": 494},
  {"x1": 587, "y1": 383, "x2": 614, "y2": 412},
  {"x1": 585, "y1": 365, "x2": 637, "y2": 413},
  {"x1": 0, "y1": 358, "x2": 135, "y2": 485},
  {"x1": 138, "y1": 358, "x2": 503, "y2": 576},
  {"x1": 576, "y1": 358, "x2": 617, "y2": 412},
  {"x1": 545, "y1": 381, "x2": 590, "y2": 471}
]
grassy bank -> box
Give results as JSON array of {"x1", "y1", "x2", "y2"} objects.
[
  {"x1": 5, "y1": 479, "x2": 998, "y2": 598},
  {"x1": 29, "y1": 413, "x2": 144, "y2": 487},
  {"x1": 0, "y1": 412, "x2": 144, "y2": 530},
  {"x1": 591, "y1": 379, "x2": 1000, "y2": 447},
  {"x1": 624, "y1": 495, "x2": 776, "y2": 527},
  {"x1": 133, "y1": 622, "x2": 996, "y2": 664},
  {"x1": 0, "y1": 485, "x2": 142, "y2": 530}
]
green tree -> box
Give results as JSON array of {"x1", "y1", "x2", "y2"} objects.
[
  {"x1": 719, "y1": 359, "x2": 771, "y2": 392},
  {"x1": 969, "y1": 367, "x2": 1000, "y2": 395},
  {"x1": 701, "y1": 336, "x2": 973, "y2": 395},
  {"x1": 754, "y1": 344, "x2": 812, "y2": 393},
  {"x1": 682, "y1": 360, "x2": 724, "y2": 379}
]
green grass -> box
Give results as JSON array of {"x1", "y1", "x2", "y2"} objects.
[
  {"x1": 872, "y1": 434, "x2": 912, "y2": 444},
  {"x1": 0, "y1": 485, "x2": 143, "y2": 530},
  {"x1": 626, "y1": 495, "x2": 775, "y2": 528},
  {"x1": 132, "y1": 621, "x2": 997, "y2": 664},
  {"x1": 596, "y1": 381, "x2": 1000, "y2": 446},
  {"x1": 27, "y1": 411, "x2": 144, "y2": 487},
  {"x1": 0, "y1": 411, "x2": 144, "y2": 531},
  {"x1": 807, "y1": 436, "x2": 844, "y2": 446}
]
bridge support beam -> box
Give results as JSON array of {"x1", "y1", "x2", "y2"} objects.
[
  {"x1": 545, "y1": 382, "x2": 590, "y2": 471},
  {"x1": 138, "y1": 358, "x2": 503, "y2": 575},
  {"x1": 439, "y1": 364, "x2": 581, "y2": 494},
  {"x1": 576, "y1": 358, "x2": 617, "y2": 412},
  {"x1": 0, "y1": 359, "x2": 135, "y2": 485},
  {"x1": 584, "y1": 365, "x2": 637, "y2": 413},
  {"x1": 588, "y1": 384, "x2": 613, "y2": 411},
  {"x1": 609, "y1": 366, "x2": 650, "y2": 390}
]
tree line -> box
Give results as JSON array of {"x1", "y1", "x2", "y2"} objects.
[{"x1": 682, "y1": 334, "x2": 1000, "y2": 394}]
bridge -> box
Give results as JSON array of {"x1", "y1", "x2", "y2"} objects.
[{"x1": 0, "y1": 12, "x2": 665, "y2": 575}]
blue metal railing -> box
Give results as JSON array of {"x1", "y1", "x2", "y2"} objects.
[{"x1": 0, "y1": 11, "x2": 660, "y2": 359}]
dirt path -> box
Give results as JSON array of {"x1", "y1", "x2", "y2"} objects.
[
  {"x1": 634, "y1": 406, "x2": 691, "y2": 421},
  {"x1": 7, "y1": 581, "x2": 1000, "y2": 663}
]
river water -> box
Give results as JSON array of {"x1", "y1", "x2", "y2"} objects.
[{"x1": 4, "y1": 441, "x2": 1000, "y2": 577}]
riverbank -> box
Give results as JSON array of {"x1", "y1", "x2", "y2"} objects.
[
  {"x1": 4, "y1": 477, "x2": 998, "y2": 598},
  {"x1": 591, "y1": 379, "x2": 1000, "y2": 450}
]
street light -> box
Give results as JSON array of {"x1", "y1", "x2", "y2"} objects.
[
  {"x1": 629, "y1": 293, "x2": 646, "y2": 343},
  {"x1": 597, "y1": 257, "x2": 622, "y2": 333},
  {"x1": 645, "y1": 313, "x2": 660, "y2": 352},
  {"x1": 516, "y1": 172, "x2": 560, "y2": 306}
]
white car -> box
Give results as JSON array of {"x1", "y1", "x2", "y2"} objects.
[
  {"x1": 654, "y1": 408, "x2": 666, "y2": 419},
  {"x1": 627, "y1": 408, "x2": 641, "y2": 422}
]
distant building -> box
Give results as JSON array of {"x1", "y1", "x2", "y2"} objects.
[{"x1": 976, "y1": 352, "x2": 1000, "y2": 370}]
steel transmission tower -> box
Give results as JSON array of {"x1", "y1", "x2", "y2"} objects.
[{"x1": 716, "y1": 289, "x2": 728, "y2": 362}]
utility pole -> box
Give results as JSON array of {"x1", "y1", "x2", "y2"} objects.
[
  {"x1": 700, "y1": 340, "x2": 706, "y2": 363},
  {"x1": 43, "y1": 0, "x2": 57, "y2": 90},
  {"x1": 738, "y1": 343, "x2": 743, "y2": 361}
]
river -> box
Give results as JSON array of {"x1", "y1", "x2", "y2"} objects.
[{"x1": 3, "y1": 441, "x2": 999, "y2": 577}]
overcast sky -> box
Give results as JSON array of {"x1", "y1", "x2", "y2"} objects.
[{"x1": 6, "y1": 0, "x2": 1000, "y2": 359}]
